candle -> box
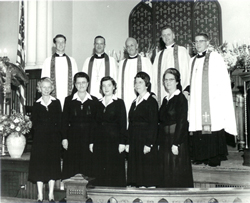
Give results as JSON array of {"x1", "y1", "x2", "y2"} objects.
[{"x1": 3, "y1": 48, "x2": 7, "y2": 56}]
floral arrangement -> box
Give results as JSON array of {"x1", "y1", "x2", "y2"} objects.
[
  {"x1": 210, "y1": 41, "x2": 250, "y2": 73},
  {"x1": 0, "y1": 110, "x2": 32, "y2": 137},
  {"x1": 138, "y1": 41, "x2": 156, "y2": 60}
]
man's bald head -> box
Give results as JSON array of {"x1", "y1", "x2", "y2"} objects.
[{"x1": 125, "y1": 37, "x2": 138, "y2": 56}]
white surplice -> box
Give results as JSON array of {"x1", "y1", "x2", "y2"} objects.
[
  {"x1": 82, "y1": 55, "x2": 117, "y2": 99},
  {"x1": 117, "y1": 56, "x2": 152, "y2": 117},
  {"x1": 41, "y1": 55, "x2": 78, "y2": 109},
  {"x1": 152, "y1": 45, "x2": 190, "y2": 104},
  {"x1": 188, "y1": 51, "x2": 237, "y2": 136}
]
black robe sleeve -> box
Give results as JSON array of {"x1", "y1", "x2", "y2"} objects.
[
  {"x1": 173, "y1": 94, "x2": 188, "y2": 146},
  {"x1": 145, "y1": 96, "x2": 159, "y2": 147},
  {"x1": 118, "y1": 99, "x2": 127, "y2": 144},
  {"x1": 62, "y1": 96, "x2": 72, "y2": 140}
]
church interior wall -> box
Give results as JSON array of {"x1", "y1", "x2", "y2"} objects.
[
  {"x1": 0, "y1": 0, "x2": 250, "y2": 71},
  {"x1": 0, "y1": 1, "x2": 19, "y2": 63}
]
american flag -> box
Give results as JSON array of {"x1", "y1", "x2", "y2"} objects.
[{"x1": 16, "y1": 0, "x2": 26, "y2": 114}]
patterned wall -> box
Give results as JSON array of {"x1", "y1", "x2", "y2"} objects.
[
  {"x1": 152, "y1": 0, "x2": 194, "y2": 48},
  {"x1": 193, "y1": 0, "x2": 222, "y2": 47},
  {"x1": 129, "y1": 2, "x2": 153, "y2": 54},
  {"x1": 129, "y1": 0, "x2": 222, "y2": 57}
]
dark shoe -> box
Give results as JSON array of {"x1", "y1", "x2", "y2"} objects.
[
  {"x1": 49, "y1": 199, "x2": 55, "y2": 203},
  {"x1": 208, "y1": 162, "x2": 220, "y2": 167},
  {"x1": 192, "y1": 160, "x2": 203, "y2": 165},
  {"x1": 37, "y1": 200, "x2": 43, "y2": 203}
]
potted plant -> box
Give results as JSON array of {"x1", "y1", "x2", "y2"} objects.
[{"x1": 0, "y1": 110, "x2": 32, "y2": 158}]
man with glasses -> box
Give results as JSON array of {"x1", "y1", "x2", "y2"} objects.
[
  {"x1": 152, "y1": 25, "x2": 190, "y2": 104},
  {"x1": 188, "y1": 33, "x2": 237, "y2": 167},
  {"x1": 41, "y1": 34, "x2": 78, "y2": 108}
]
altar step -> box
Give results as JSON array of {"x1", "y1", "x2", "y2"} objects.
[{"x1": 86, "y1": 187, "x2": 250, "y2": 203}]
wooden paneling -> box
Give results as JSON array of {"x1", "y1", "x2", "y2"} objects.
[
  {"x1": 24, "y1": 69, "x2": 41, "y2": 116},
  {"x1": 0, "y1": 153, "x2": 62, "y2": 199}
]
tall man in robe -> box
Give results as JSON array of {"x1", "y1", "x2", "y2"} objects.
[
  {"x1": 188, "y1": 33, "x2": 237, "y2": 167},
  {"x1": 41, "y1": 34, "x2": 78, "y2": 108},
  {"x1": 117, "y1": 37, "x2": 152, "y2": 116},
  {"x1": 82, "y1": 36, "x2": 117, "y2": 99},
  {"x1": 152, "y1": 25, "x2": 190, "y2": 104}
]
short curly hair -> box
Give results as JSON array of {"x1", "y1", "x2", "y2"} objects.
[{"x1": 37, "y1": 77, "x2": 55, "y2": 93}]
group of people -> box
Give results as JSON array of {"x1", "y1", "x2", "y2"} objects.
[{"x1": 27, "y1": 25, "x2": 237, "y2": 202}]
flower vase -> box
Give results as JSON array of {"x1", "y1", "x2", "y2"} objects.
[{"x1": 6, "y1": 132, "x2": 26, "y2": 158}]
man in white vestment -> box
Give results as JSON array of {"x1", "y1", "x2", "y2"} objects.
[
  {"x1": 117, "y1": 37, "x2": 153, "y2": 117},
  {"x1": 188, "y1": 33, "x2": 237, "y2": 167},
  {"x1": 82, "y1": 36, "x2": 117, "y2": 99},
  {"x1": 41, "y1": 34, "x2": 78, "y2": 108},
  {"x1": 152, "y1": 25, "x2": 190, "y2": 104}
]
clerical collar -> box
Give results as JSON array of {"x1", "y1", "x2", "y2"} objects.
[
  {"x1": 165, "y1": 43, "x2": 175, "y2": 49},
  {"x1": 94, "y1": 53, "x2": 105, "y2": 59},
  {"x1": 197, "y1": 50, "x2": 207, "y2": 58},
  {"x1": 55, "y1": 53, "x2": 66, "y2": 57},
  {"x1": 128, "y1": 54, "x2": 138, "y2": 59}
]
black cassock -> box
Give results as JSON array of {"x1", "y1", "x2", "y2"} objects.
[
  {"x1": 93, "y1": 98, "x2": 127, "y2": 187},
  {"x1": 62, "y1": 95, "x2": 98, "y2": 180},
  {"x1": 127, "y1": 94, "x2": 159, "y2": 187},
  {"x1": 158, "y1": 93, "x2": 193, "y2": 188},
  {"x1": 28, "y1": 99, "x2": 62, "y2": 183}
]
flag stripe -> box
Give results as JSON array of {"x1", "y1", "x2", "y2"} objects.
[{"x1": 16, "y1": 0, "x2": 26, "y2": 114}]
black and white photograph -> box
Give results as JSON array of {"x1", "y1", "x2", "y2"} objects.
[{"x1": 0, "y1": 0, "x2": 250, "y2": 202}]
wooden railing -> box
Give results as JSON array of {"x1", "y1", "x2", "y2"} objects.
[{"x1": 86, "y1": 187, "x2": 250, "y2": 203}]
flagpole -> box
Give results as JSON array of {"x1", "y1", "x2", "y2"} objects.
[{"x1": 16, "y1": 0, "x2": 26, "y2": 115}]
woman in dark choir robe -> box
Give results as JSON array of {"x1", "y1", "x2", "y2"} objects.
[
  {"x1": 158, "y1": 68, "x2": 193, "y2": 188},
  {"x1": 91, "y1": 76, "x2": 127, "y2": 186},
  {"x1": 127, "y1": 71, "x2": 159, "y2": 187},
  {"x1": 28, "y1": 77, "x2": 62, "y2": 202},
  {"x1": 61, "y1": 72, "x2": 98, "y2": 180}
]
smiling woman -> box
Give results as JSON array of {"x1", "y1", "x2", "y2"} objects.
[
  {"x1": 127, "y1": 71, "x2": 159, "y2": 188},
  {"x1": 158, "y1": 68, "x2": 193, "y2": 188},
  {"x1": 62, "y1": 72, "x2": 98, "y2": 182},
  {"x1": 28, "y1": 77, "x2": 62, "y2": 202},
  {"x1": 92, "y1": 76, "x2": 127, "y2": 187}
]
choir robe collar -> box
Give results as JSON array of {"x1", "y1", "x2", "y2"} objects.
[
  {"x1": 94, "y1": 52, "x2": 105, "y2": 59},
  {"x1": 128, "y1": 54, "x2": 138, "y2": 59},
  {"x1": 36, "y1": 96, "x2": 56, "y2": 108},
  {"x1": 165, "y1": 89, "x2": 181, "y2": 101},
  {"x1": 135, "y1": 91, "x2": 150, "y2": 106},
  {"x1": 55, "y1": 52, "x2": 66, "y2": 57},
  {"x1": 197, "y1": 50, "x2": 208, "y2": 58},
  {"x1": 72, "y1": 92, "x2": 92, "y2": 104},
  {"x1": 100, "y1": 94, "x2": 118, "y2": 107},
  {"x1": 165, "y1": 43, "x2": 175, "y2": 49}
]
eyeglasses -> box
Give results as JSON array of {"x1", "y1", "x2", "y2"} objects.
[
  {"x1": 75, "y1": 81, "x2": 88, "y2": 85},
  {"x1": 193, "y1": 40, "x2": 207, "y2": 45},
  {"x1": 164, "y1": 78, "x2": 175, "y2": 82}
]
